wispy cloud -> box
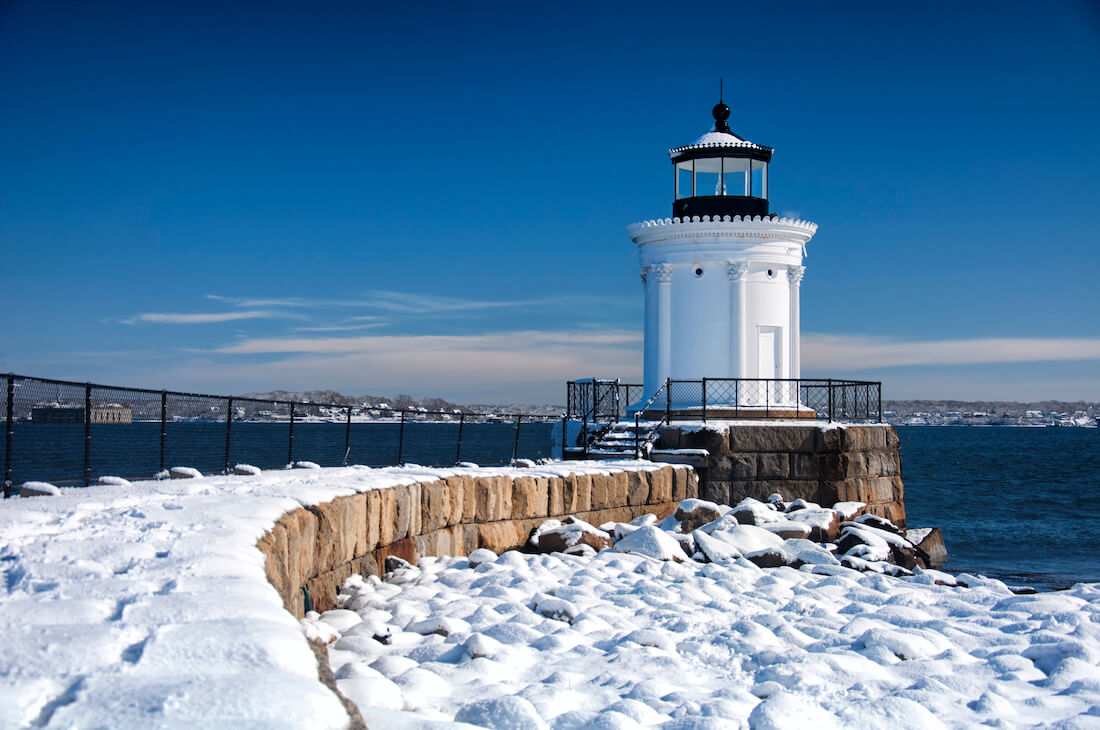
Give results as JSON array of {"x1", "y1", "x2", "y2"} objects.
[
  {"x1": 804, "y1": 334, "x2": 1100, "y2": 370},
  {"x1": 293, "y1": 323, "x2": 386, "y2": 333},
  {"x1": 212, "y1": 329, "x2": 641, "y2": 356},
  {"x1": 143, "y1": 328, "x2": 644, "y2": 402},
  {"x1": 122, "y1": 310, "x2": 280, "y2": 325},
  {"x1": 205, "y1": 291, "x2": 634, "y2": 315}
]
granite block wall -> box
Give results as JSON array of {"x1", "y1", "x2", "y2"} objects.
[
  {"x1": 256, "y1": 464, "x2": 695, "y2": 616},
  {"x1": 657, "y1": 423, "x2": 905, "y2": 527}
]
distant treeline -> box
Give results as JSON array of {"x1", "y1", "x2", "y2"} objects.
[
  {"x1": 238, "y1": 390, "x2": 565, "y2": 416},
  {"x1": 883, "y1": 399, "x2": 1098, "y2": 416}
]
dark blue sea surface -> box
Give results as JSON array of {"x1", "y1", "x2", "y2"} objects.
[
  {"x1": 899, "y1": 426, "x2": 1099, "y2": 590},
  {"x1": 0, "y1": 421, "x2": 555, "y2": 486}
]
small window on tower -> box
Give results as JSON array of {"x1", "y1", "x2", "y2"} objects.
[
  {"x1": 767, "y1": 269, "x2": 776, "y2": 278},
  {"x1": 694, "y1": 266, "x2": 704, "y2": 277}
]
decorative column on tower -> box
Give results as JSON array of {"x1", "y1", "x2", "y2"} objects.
[
  {"x1": 728, "y1": 261, "x2": 750, "y2": 378},
  {"x1": 628, "y1": 98, "x2": 818, "y2": 409},
  {"x1": 787, "y1": 265, "x2": 805, "y2": 379},
  {"x1": 654, "y1": 263, "x2": 673, "y2": 389}
]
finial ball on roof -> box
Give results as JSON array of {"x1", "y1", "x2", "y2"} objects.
[{"x1": 712, "y1": 102, "x2": 731, "y2": 133}]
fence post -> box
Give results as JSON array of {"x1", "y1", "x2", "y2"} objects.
[
  {"x1": 765, "y1": 379, "x2": 770, "y2": 419},
  {"x1": 701, "y1": 378, "x2": 707, "y2": 423},
  {"x1": 796, "y1": 379, "x2": 801, "y2": 419},
  {"x1": 456, "y1": 412, "x2": 465, "y2": 463},
  {"x1": 224, "y1": 397, "x2": 233, "y2": 474},
  {"x1": 83, "y1": 383, "x2": 92, "y2": 486},
  {"x1": 827, "y1": 379, "x2": 834, "y2": 424},
  {"x1": 665, "y1": 378, "x2": 671, "y2": 423},
  {"x1": 396, "y1": 410, "x2": 405, "y2": 464},
  {"x1": 634, "y1": 413, "x2": 641, "y2": 459},
  {"x1": 4, "y1": 374, "x2": 13, "y2": 498},
  {"x1": 344, "y1": 406, "x2": 352, "y2": 465},
  {"x1": 288, "y1": 403, "x2": 295, "y2": 466},
  {"x1": 877, "y1": 383, "x2": 883, "y2": 423},
  {"x1": 159, "y1": 391, "x2": 167, "y2": 473},
  {"x1": 560, "y1": 416, "x2": 567, "y2": 460},
  {"x1": 735, "y1": 379, "x2": 739, "y2": 419},
  {"x1": 511, "y1": 415, "x2": 523, "y2": 463}
]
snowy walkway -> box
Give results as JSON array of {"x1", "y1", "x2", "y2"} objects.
[{"x1": 0, "y1": 462, "x2": 658, "y2": 728}]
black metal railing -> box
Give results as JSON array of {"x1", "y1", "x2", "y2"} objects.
[
  {"x1": 630, "y1": 379, "x2": 673, "y2": 459},
  {"x1": 566, "y1": 377, "x2": 882, "y2": 424},
  {"x1": 1, "y1": 373, "x2": 561, "y2": 496},
  {"x1": 565, "y1": 379, "x2": 644, "y2": 423}
]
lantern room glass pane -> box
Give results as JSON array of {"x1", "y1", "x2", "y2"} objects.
[
  {"x1": 695, "y1": 168, "x2": 721, "y2": 196},
  {"x1": 750, "y1": 161, "x2": 767, "y2": 199},
  {"x1": 676, "y1": 163, "x2": 693, "y2": 200},
  {"x1": 723, "y1": 158, "x2": 748, "y2": 197}
]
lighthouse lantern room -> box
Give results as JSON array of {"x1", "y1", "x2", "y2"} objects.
[{"x1": 628, "y1": 99, "x2": 818, "y2": 408}]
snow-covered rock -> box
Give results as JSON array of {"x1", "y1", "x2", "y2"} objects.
[
  {"x1": 832, "y1": 501, "x2": 866, "y2": 520},
  {"x1": 731, "y1": 497, "x2": 785, "y2": 526},
  {"x1": 673, "y1": 498, "x2": 727, "y2": 531},
  {"x1": 709, "y1": 524, "x2": 785, "y2": 555},
  {"x1": 455, "y1": 697, "x2": 547, "y2": 729},
  {"x1": 530, "y1": 517, "x2": 611, "y2": 554},
  {"x1": 612, "y1": 525, "x2": 689, "y2": 562},
  {"x1": 19, "y1": 481, "x2": 61, "y2": 497},
  {"x1": 467, "y1": 548, "x2": 498, "y2": 568}
]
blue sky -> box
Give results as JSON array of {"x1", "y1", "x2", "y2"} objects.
[{"x1": 2, "y1": 0, "x2": 1098, "y2": 403}]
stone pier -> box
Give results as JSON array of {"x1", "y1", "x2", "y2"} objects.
[{"x1": 654, "y1": 422, "x2": 905, "y2": 526}]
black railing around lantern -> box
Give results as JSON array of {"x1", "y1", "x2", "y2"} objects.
[{"x1": 566, "y1": 377, "x2": 883, "y2": 425}]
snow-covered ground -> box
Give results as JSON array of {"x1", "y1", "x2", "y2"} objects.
[
  {"x1": 313, "y1": 526, "x2": 1100, "y2": 729},
  {"x1": 3, "y1": 464, "x2": 1099, "y2": 729},
  {"x1": 0, "y1": 461, "x2": 660, "y2": 729}
]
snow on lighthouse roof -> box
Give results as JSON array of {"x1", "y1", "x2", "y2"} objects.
[{"x1": 669, "y1": 99, "x2": 773, "y2": 160}]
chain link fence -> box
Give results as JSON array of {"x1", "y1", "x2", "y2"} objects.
[{"x1": 2, "y1": 374, "x2": 560, "y2": 496}]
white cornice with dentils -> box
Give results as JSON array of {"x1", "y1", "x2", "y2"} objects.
[
  {"x1": 668, "y1": 140, "x2": 773, "y2": 157},
  {"x1": 627, "y1": 216, "x2": 818, "y2": 246}
]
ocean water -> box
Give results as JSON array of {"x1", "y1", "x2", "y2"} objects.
[
  {"x1": 900, "y1": 426, "x2": 1100, "y2": 590},
  {"x1": 3, "y1": 422, "x2": 1095, "y2": 589},
  {"x1": 0, "y1": 421, "x2": 556, "y2": 486}
]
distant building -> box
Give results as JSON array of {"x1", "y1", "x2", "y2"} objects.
[
  {"x1": 31, "y1": 403, "x2": 84, "y2": 423},
  {"x1": 91, "y1": 404, "x2": 132, "y2": 423},
  {"x1": 30, "y1": 403, "x2": 132, "y2": 424}
]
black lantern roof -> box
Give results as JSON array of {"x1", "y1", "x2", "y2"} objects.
[{"x1": 668, "y1": 103, "x2": 773, "y2": 165}]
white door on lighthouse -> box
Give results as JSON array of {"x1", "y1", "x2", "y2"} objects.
[
  {"x1": 758, "y1": 327, "x2": 783, "y2": 403},
  {"x1": 758, "y1": 329, "x2": 779, "y2": 378}
]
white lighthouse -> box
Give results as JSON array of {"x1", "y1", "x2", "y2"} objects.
[{"x1": 629, "y1": 100, "x2": 817, "y2": 407}]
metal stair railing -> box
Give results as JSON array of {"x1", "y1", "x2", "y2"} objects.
[{"x1": 632, "y1": 378, "x2": 672, "y2": 460}]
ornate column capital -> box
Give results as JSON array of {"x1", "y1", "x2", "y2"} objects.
[
  {"x1": 728, "y1": 261, "x2": 750, "y2": 281},
  {"x1": 654, "y1": 263, "x2": 673, "y2": 283},
  {"x1": 787, "y1": 265, "x2": 805, "y2": 285}
]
